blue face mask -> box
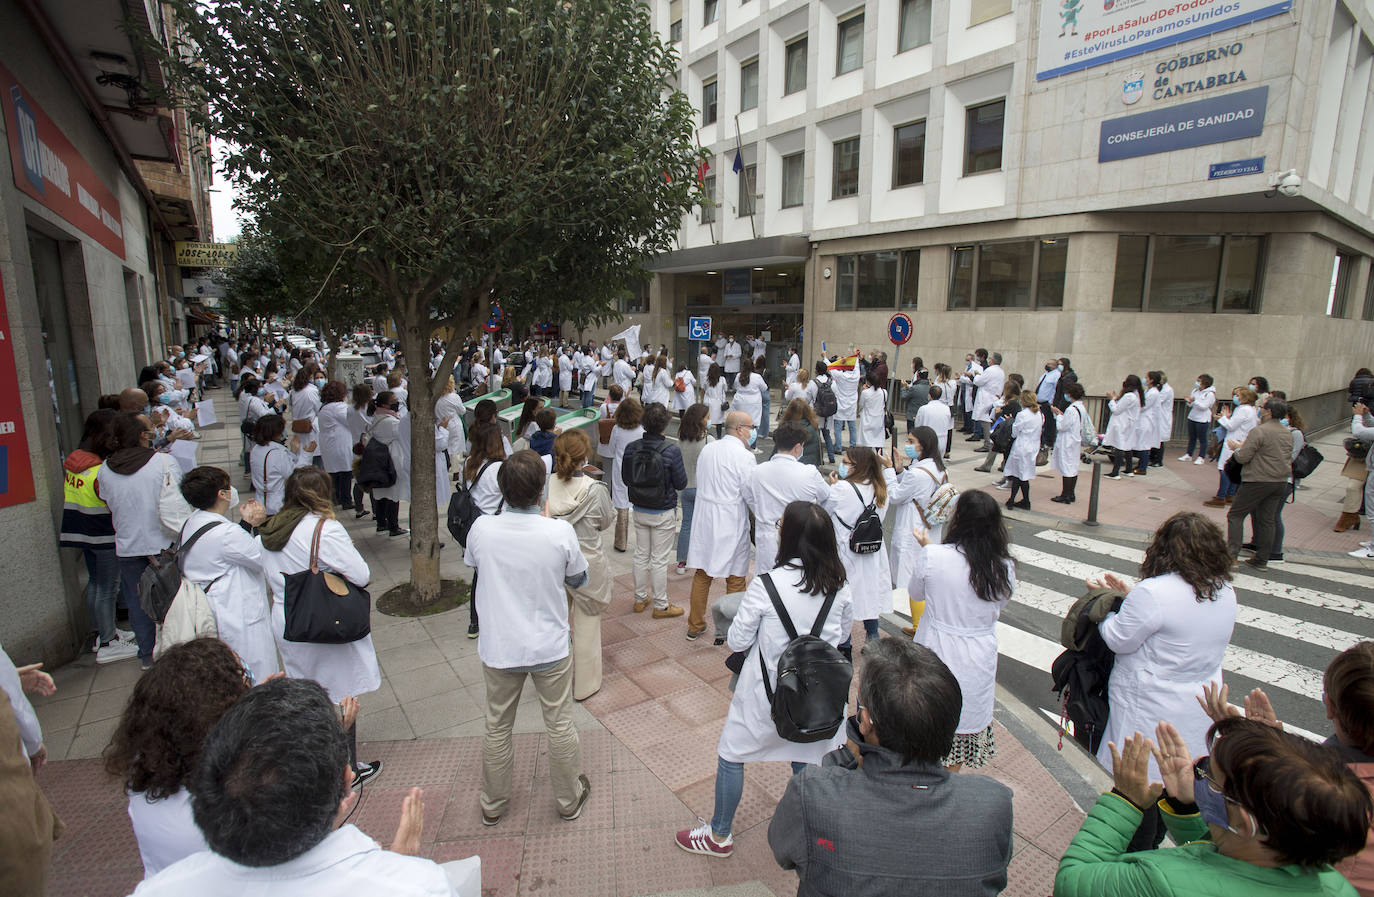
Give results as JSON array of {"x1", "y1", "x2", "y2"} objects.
[
  {"x1": 1193, "y1": 777, "x2": 1233, "y2": 830},
  {"x1": 836, "y1": 461, "x2": 850, "y2": 479},
  {"x1": 903, "y1": 443, "x2": 918, "y2": 459},
  {"x1": 257, "y1": 388, "x2": 267, "y2": 397},
  {"x1": 314, "y1": 378, "x2": 326, "y2": 388},
  {"x1": 1280, "y1": 418, "x2": 1289, "y2": 427},
  {"x1": 157, "y1": 393, "x2": 175, "y2": 405},
  {"x1": 748, "y1": 427, "x2": 758, "y2": 447}
]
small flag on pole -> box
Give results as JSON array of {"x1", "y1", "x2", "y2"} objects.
[
  {"x1": 828, "y1": 353, "x2": 860, "y2": 371},
  {"x1": 732, "y1": 150, "x2": 744, "y2": 173},
  {"x1": 696, "y1": 158, "x2": 710, "y2": 185}
]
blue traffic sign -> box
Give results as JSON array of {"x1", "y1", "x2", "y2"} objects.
[
  {"x1": 688, "y1": 316, "x2": 712, "y2": 341},
  {"x1": 888, "y1": 313, "x2": 913, "y2": 346}
]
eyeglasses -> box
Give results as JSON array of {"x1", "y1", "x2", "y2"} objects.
[
  {"x1": 240, "y1": 663, "x2": 255, "y2": 688},
  {"x1": 1194, "y1": 756, "x2": 1226, "y2": 796}
]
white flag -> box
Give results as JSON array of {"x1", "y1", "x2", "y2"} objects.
[{"x1": 611, "y1": 324, "x2": 642, "y2": 361}]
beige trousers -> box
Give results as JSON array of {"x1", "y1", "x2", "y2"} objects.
[
  {"x1": 481, "y1": 655, "x2": 583, "y2": 817},
  {"x1": 632, "y1": 509, "x2": 677, "y2": 609},
  {"x1": 569, "y1": 597, "x2": 604, "y2": 700}
]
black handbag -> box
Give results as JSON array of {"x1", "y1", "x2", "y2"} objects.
[
  {"x1": 1223, "y1": 455, "x2": 1243, "y2": 485},
  {"x1": 283, "y1": 518, "x2": 372, "y2": 643}
]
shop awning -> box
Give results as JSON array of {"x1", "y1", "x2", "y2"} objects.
[{"x1": 648, "y1": 235, "x2": 812, "y2": 274}]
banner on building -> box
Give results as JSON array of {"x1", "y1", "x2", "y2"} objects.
[
  {"x1": 0, "y1": 63, "x2": 126, "y2": 259},
  {"x1": 175, "y1": 242, "x2": 239, "y2": 267},
  {"x1": 0, "y1": 272, "x2": 36, "y2": 509},
  {"x1": 1098, "y1": 85, "x2": 1267, "y2": 162},
  {"x1": 1036, "y1": 0, "x2": 1291, "y2": 81}
]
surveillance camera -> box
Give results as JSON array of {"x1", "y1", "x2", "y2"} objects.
[{"x1": 1271, "y1": 169, "x2": 1301, "y2": 197}]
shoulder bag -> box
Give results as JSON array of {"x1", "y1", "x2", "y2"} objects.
[{"x1": 282, "y1": 518, "x2": 372, "y2": 643}]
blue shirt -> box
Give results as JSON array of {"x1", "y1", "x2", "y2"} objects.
[{"x1": 1036, "y1": 369, "x2": 1060, "y2": 404}]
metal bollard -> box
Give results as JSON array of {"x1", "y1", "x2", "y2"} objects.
[{"x1": 1084, "y1": 457, "x2": 1105, "y2": 527}]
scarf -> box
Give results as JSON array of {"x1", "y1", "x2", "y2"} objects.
[
  {"x1": 258, "y1": 505, "x2": 309, "y2": 552},
  {"x1": 104, "y1": 447, "x2": 156, "y2": 475}
]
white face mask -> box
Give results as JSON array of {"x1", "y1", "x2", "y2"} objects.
[{"x1": 227, "y1": 486, "x2": 240, "y2": 508}]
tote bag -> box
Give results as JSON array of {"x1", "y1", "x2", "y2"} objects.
[{"x1": 283, "y1": 518, "x2": 372, "y2": 643}]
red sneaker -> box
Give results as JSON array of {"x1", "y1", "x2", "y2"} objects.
[{"x1": 675, "y1": 821, "x2": 734, "y2": 857}]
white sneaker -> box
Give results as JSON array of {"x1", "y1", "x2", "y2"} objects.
[
  {"x1": 1178, "y1": 454, "x2": 1192, "y2": 462},
  {"x1": 1193, "y1": 457, "x2": 1205, "y2": 465},
  {"x1": 96, "y1": 639, "x2": 139, "y2": 664},
  {"x1": 1349, "y1": 547, "x2": 1374, "y2": 559}
]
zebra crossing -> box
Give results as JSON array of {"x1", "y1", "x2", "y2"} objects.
[{"x1": 889, "y1": 526, "x2": 1374, "y2": 743}]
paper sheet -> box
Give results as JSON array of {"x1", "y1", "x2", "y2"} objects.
[
  {"x1": 194, "y1": 399, "x2": 217, "y2": 427},
  {"x1": 175, "y1": 368, "x2": 196, "y2": 389}
]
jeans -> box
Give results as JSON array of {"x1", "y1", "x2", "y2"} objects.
[
  {"x1": 1185, "y1": 420, "x2": 1209, "y2": 457},
  {"x1": 83, "y1": 547, "x2": 119, "y2": 644},
  {"x1": 1271, "y1": 483, "x2": 1294, "y2": 555},
  {"x1": 676, "y1": 488, "x2": 697, "y2": 563},
  {"x1": 831, "y1": 418, "x2": 857, "y2": 451},
  {"x1": 710, "y1": 757, "x2": 809, "y2": 838},
  {"x1": 818, "y1": 418, "x2": 837, "y2": 461},
  {"x1": 1217, "y1": 468, "x2": 1240, "y2": 499},
  {"x1": 117, "y1": 555, "x2": 158, "y2": 660},
  {"x1": 862, "y1": 618, "x2": 879, "y2": 639},
  {"x1": 725, "y1": 371, "x2": 737, "y2": 390},
  {"x1": 581, "y1": 389, "x2": 594, "y2": 408},
  {"x1": 759, "y1": 390, "x2": 771, "y2": 438},
  {"x1": 973, "y1": 421, "x2": 986, "y2": 441},
  {"x1": 632, "y1": 508, "x2": 677, "y2": 610},
  {"x1": 1134, "y1": 450, "x2": 1149, "y2": 473}
]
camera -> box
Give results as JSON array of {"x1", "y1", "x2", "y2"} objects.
[{"x1": 1270, "y1": 169, "x2": 1301, "y2": 197}]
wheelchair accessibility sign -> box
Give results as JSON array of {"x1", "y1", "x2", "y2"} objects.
[{"x1": 688, "y1": 316, "x2": 712, "y2": 341}]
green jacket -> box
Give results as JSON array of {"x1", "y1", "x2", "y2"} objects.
[{"x1": 1055, "y1": 792, "x2": 1358, "y2": 897}]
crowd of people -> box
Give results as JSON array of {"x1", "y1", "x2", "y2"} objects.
[{"x1": 4, "y1": 326, "x2": 1374, "y2": 896}]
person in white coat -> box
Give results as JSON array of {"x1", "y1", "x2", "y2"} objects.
[
  {"x1": 533, "y1": 350, "x2": 554, "y2": 397},
  {"x1": 826, "y1": 445, "x2": 897, "y2": 650},
  {"x1": 236, "y1": 375, "x2": 274, "y2": 472},
  {"x1": 1140, "y1": 379, "x2": 1163, "y2": 470},
  {"x1": 729, "y1": 367, "x2": 765, "y2": 428},
  {"x1": 364, "y1": 391, "x2": 411, "y2": 537},
  {"x1": 697, "y1": 346, "x2": 714, "y2": 403},
  {"x1": 345, "y1": 384, "x2": 374, "y2": 519},
  {"x1": 611, "y1": 351, "x2": 635, "y2": 398},
  {"x1": 1002, "y1": 392, "x2": 1044, "y2": 510},
  {"x1": 718, "y1": 335, "x2": 743, "y2": 389},
  {"x1": 1103, "y1": 375, "x2": 1146, "y2": 480},
  {"x1": 784, "y1": 347, "x2": 800, "y2": 386},
  {"x1": 1050, "y1": 380, "x2": 1088, "y2": 503},
  {"x1": 783, "y1": 366, "x2": 813, "y2": 407},
  {"x1": 671, "y1": 363, "x2": 696, "y2": 417},
  {"x1": 435, "y1": 375, "x2": 467, "y2": 465},
  {"x1": 888, "y1": 427, "x2": 948, "y2": 593},
  {"x1": 557, "y1": 349, "x2": 573, "y2": 401},
  {"x1": 829, "y1": 361, "x2": 862, "y2": 450},
  {"x1": 909, "y1": 490, "x2": 1016, "y2": 770},
  {"x1": 1205, "y1": 386, "x2": 1260, "y2": 506},
  {"x1": 857, "y1": 371, "x2": 888, "y2": 449},
  {"x1": 674, "y1": 501, "x2": 853, "y2": 858},
  {"x1": 178, "y1": 468, "x2": 279, "y2": 680},
  {"x1": 914, "y1": 383, "x2": 953, "y2": 460},
  {"x1": 316, "y1": 382, "x2": 356, "y2": 511},
  {"x1": 639, "y1": 355, "x2": 675, "y2": 408},
  {"x1": 1147, "y1": 371, "x2": 1175, "y2": 467},
  {"x1": 288, "y1": 365, "x2": 323, "y2": 468},
  {"x1": 1180, "y1": 374, "x2": 1217, "y2": 464},
  {"x1": 249, "y1": 415, "x2": 297, "y2": 516},
  {"x1": 608, "y1": 397, "x2": 645, "y2": 552},
  {"x1": 685, "y1": 411, "x2": 757, "y2": 642},
  {"x1": 1085, "y1": 512, "x2": 1237, "y2": 829},
  {"x1": 970, "y1": 354, "x2": 1006, "y2": 446},
  {"x1": 702, "y1": 364, "x2": 728, "y2": 437},
  {"x1": 254, "y1": 467, "x2": 382, "y2": 786},
  {"x1": 746, "y1": 424, "x2": 830, "y2": 575}
]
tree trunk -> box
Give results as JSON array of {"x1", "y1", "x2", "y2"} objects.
[{"x1": 395, "y1": 318, "x2": 442, "y2": 605}]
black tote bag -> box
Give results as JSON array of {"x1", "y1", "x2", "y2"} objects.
[{"x1": 283, "y1": 518, "x2": 372, "y2": 643}]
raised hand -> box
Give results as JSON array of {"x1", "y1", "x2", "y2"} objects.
[
  {"x1": 1196, "y1": 681, "x2": 1240, "y2": 724},
  {"x1": 391, "y1": 787, "x2": 425, "y2": 855},
  {"x1": 1242, "y1": 687, "x2": 1282, "y2": 730},
  {"x1": 1108, "y1": 733, "x2": 1161, "y2": 810},
  {"x1": 1151, "y1": 722, "x2": 1195, "y2": 802}
]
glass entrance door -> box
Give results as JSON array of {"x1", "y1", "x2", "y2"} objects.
[{"x1": 27, "y1": 232, "x2": 84, "y2": 456}]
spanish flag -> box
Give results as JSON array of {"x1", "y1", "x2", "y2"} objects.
[{"x1": 828, "y1": 353, "x2": 859, "y2": 371}]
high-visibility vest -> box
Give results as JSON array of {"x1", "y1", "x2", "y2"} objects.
[{"x1": 60, "y1": 462, "x2": 115, "y2": 549}]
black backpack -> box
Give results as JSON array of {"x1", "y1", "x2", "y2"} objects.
[
  {"x1": 1049, "y1": 588, "x2": 1123, "y2": 755},
  {"x1": 837, "y1": 482, "x2": 883, "y2": 554},
  {"x1": 356, "y1": 437, "x2": 396, "y2": 489},
  {"x1": 625, "y1": 440, "x2": 671, "y2": 509},
  {"x1": 990, "y1": 415, "x2": 1015, "y2": 455},
  {"x1": 758, "y1": 573, "x2": 852, "y2": 743},
  {"x1": 447, "y1": 460, "x2": 501, "y2": 546},
  {"x1": 814, "y1": 379, "x2": 838, "y2": 418}
]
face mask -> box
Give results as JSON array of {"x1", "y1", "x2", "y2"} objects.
[
  {"x1": 1194, "y1": 381, "x2": 1201, "y2": 389},
  {"x1": 1279, "y1": 418, "x2": 1289, "y2": 427},
  {"x1": 903, "y1": 444, "x2": 918, "y2": 459},
  {"x1": 157, "y1": 393, "x2": 175, "y2": 405},
  {"x1": 1058, "y1": 364, "x2": 1064, "y2": 372},
  {"x1": 836, "y1": 461, "x2": 850, "y2": 479},
  {"x1": 1249, "y1": 384, "x2": 1258, "y2": 392},
  {"x1": 748, "y1": 427, "x2": 758, "y2": 447},
  {"x1": 257, "y1": 388, "x2": 267, "y2": 397},
  {"x1": 227, "y1": 486, "x2": 240, "y2": 508},
  {"x1": 141, "y1": 404, "x2": 152, "y2": 416},
  {"x1": 1045, "y1": 363, "x2": 1055, "y2": 372},
  {"x1": 314, "y1": 378, "x2": 326, "y2": 388},
  {"x1": 1193, "y1": 777, "x2": 1234, "y2": 831}
]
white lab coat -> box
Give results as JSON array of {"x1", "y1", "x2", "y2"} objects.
[
  {"x1": 972, "y1": 365, "x2": 1005, "y2": 423},
  {"x1": 1141, "y1": 387, "x2": 1163, "y2": 447},
  {"x1": 608, "y1": 424, "x2": 644, "y2": 510},
  {"x1": 557, "y1": 354, "x2": 573, "y2": 393},
  {"x1": 830, "y1": 368, "x2": 861, "y2": 421},
  {"x1": 745, "y1": 454, "x2": 830, "y2": 574},
  {"x1": 826, "y1": 470, "x2": 897, "y2": 622},
  {"x1": 784, "y1": 352, "x2": 800, "y2": 385},
  {"x1": 703, "y1": 379, "x2": 727, "y2": 425},
  {"x1": 696, "y1": 353, "x2": 713, "y2": 394},
  {"x1": 179, "y1": 509, "x2": 280, "y2": 680},
  {"x1": 128, "y1": 788, "x2": 207, "y2": 879},
  {"x1": 533, "y1": 356, "x2": 553, "y2": 389},
  {"x1": 910, "y1": 544, "x2": 1015, "y2": 734},
  {"x1": 316, "y1": 401, "x2": 354, "y2": 474},
  {"x1": 260, "y1": 513, "x2": 380, "y2": 703},
  {"x1": 1156, "y1": 382, "x2": 1175, "y2": 443},
  {"x1": 717, "y1": 570, "x2": 854, "y2": 764},
  {"x1": 1187, "y1": 386, "x2": 1216, "y2": 423},
  {"x1": 435, "y1": 392, "x2": 466, "y2": 460},
  {"x1": 913, "y1": 401, "x2": 952, "y2": 440},
  {"x1": 888, "y1": 459, "x2": 946, "y2": 588},
  {"x1": 857, "y1": 387, "x2": 887, "y2": 447},
  {"x1": 640, "y1": 367, "x2": 674, "y2": 407},
  {"x1": 289, "y1": 384, "x2": 322, "y2": 466},
  {"x1": 960, "y1": 363, "x2": 983, "y2": 413},
  {"x1": 686, "y1": 436, "x2": 757, "y2": 578},
  {"x1": 1104, "y1": 392, "x2": 1143, "y2": 452},
  {"x1": 720, "y1": 339, "x2": 742, "y2": 373},
  {"x1": 1217, "y1": 403, "x2": 1259, "y2": 469},
  {"x1": 730, "y1": 374, "x2": 765, "y2": 426},
  {"x1": 249, "y1": 442, "x2": 296, "y2": 515},
  {"x1": 1052, "y1": 401, "x2": 1087, "y2": 476},
  {"x1": 368, "y1": 413, "x2": 411, "y2": 502},
  {"x1": 1098, "y1": 572, "x2": 1237, "y2": 780},
  {"x1": 1003, "y1": 408, "x2": 1044, "y2": 482},
  {"x1": 672, "y1": 371, "x2": 697, "y2": 411},
  {"x1": 612, "y1": 359, "x2": 635, "y2": 395}
]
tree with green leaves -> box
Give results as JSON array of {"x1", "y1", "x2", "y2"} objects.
[{"x1": 155, "y1": 0, "x2": 700, "y2": 605}]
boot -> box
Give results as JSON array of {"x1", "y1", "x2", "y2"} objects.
[
  {"x1": 974, "y1": 457, "x2": 995, "y2": 473},
  {"x1": 1335, "y1": 512, "x2": 1361, "y2": 533},
  {"x1": 614, "y1": 507, "x2": 629, "y2": 552}
]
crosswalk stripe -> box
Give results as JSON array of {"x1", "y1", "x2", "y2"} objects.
[
  {"x1": 1033, "y1": 529, "x2": 1374, "y2": 612},
  {"x1": 1009, "y1": 552, "x2": 1361, "y2": 652},
  {"x1": 1013, "y1": 540, "x2": 1373, "y2": 624},
  {"x1": 1035, "y1": 708, "x2": 1321, "y2": 748}
]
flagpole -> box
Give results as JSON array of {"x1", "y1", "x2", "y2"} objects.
[
  {"x1": 733, "y1": 114, "x2": 757, "y2": 240},
  {"x1": 694, "y1": 129, "x2": 717, "y2": 245}
]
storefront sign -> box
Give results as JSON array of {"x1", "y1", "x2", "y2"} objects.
[
  {"x1": 0, "y1": 272, "x2": 36, "y2": 509},
  {"x1": 1099, "y1": 85, "x2": 1267, "y2": 162},
  {"x1": 174, "y1": 241, "x2": 239, "y2": 267},
  {"x1": 1036, "y1": 0, "x2": 1290, "y2": 81},
  {"x1": 723, "y1": 269, "x2": 752, "y2": 307},
  {"x1": 182, "y1": 276, "x2": 226, "y2": 300},
  {"x1": 0, "y1": 63, "x2": 126, "y2": 259},
  {"x1": 1208, "y1": 156, "x2": 1265, "y2": 179}
]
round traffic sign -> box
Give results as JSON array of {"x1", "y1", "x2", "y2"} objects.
[{"x1": 888, "y1": 313, "x2": 913, "y2": 346}]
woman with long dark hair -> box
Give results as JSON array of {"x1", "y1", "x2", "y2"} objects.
[
  {"x1": 514, "y1": 395, "x2": 544, "y2": 443},
  {"x1": 1104, "y1": 374, "x2": 1146, "y2": 479},
  {"x1": 675, "y1": 500, "x2": 853, "y2": 859},
  {"x1": 703, "y1": 363, "x2": 727, "y2": 438},
  {"x1": 288, "y1": 361, "x2": 323, "y2": 468},
  {"x1": 909, "y1": 490, "x2": 1015, "y2": 770},
  {"x1": 730, "y1": 363, "x2": 765, "y2": 428}
]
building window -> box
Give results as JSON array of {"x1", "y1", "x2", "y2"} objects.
[
  {"x1": 832, "y1": 136, "x2": 860, "y2": 199},
  {"x1": 737, "y1": 163, "x2": 757, "y2": 216},
  {"x1": 946, "y1": 239, "x2": 1071, "y2": 310},
  {"x1": 969, "y1": 0, "x2": 1012, "y2": 25},
  {"x1": 964, "y1": 99, "x2": 1005, "y2": 175},
  {"x1": 898, "y1": 0, "x2": 932, "y2": 51},
  {"x1": 892, "y1": 120, "x2": 925, "y2": 187},
  {"x1": 702, "y1": 78, "x2": 718, "y2": 125},
  {"x1": 620, "y1": 281, "x2": 649, "y2": 313},
  {"x1": 700, "y1": 174, "x2": 717, "y2": 224},
  {"x1": 740, "y1": 58, "x2": 759, "y2": 111},
  {"x1": 670, "y1": 19, "x2": 682, "y2": 42},
  {"x1": 834, "y1": 251, "x2": 901, "y2": 309},
  {"x1": 1112, "y1": 234, "x2": 1264, "y2": 313},
  {"x1": 704, "y1": 0, "x2": 718, "y2": 25},
  {"x1": 784, "y1": 36, "x2": 808, "y2": 96},
  {"x1": 781, "y1": 152, "x2": 804, "y2": 208},
  {"x1": 899, "y1": 249, "x2": 920, "y2": 308},
  {"x1": 836, "y1": 12, "x2": 865, "y2": 76},
  {"x1": 1329, "y1": 252, "x2": 1355, "y2": 318},
  {"x1": 1364, "y1": 265, "x2": 1374, "y2": 321}
]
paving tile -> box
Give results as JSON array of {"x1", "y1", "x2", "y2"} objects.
[
  {"x1": 612, "y1": 767, "x2": 694, "y2": 828},
  {"x1": 89, "y1": 660, "x2": 145, "y2": 695},
  {"x1": 599, "y1": 618, "x2": 639, "y2": 646},
  {"x1": 517, "y1": 827, "x2": 618, "y2": 896},
  {"x1": 674, "y1": 646, "x2": 737, "y2": 686},
  {"x1": 42, "y1": 725, "x2": 77, "y2": 763},
  {"x1": 613, "y1": 823, "x2": 715, "y2": 897},
  {"x1": 638, "y1": 732, "x2": 722, "y2": 792},
  {"x1": 623, "y1": 658, "x2": 700, "y2": 699},
  {"x1": 599, "y1": 699, "x2": 681, "y2": 753},
  {"x1": 447, "y1": 653, "x2": 486, "y2": 686},
  {"x1": 369, "y1": 618, "x2": 433, "y2": 651},
  {"x1": 660, "y1": 682, "x2": 731, "y2": 728},
  {"x1": 34, "y1": 694, "x2": 88, "y2": 733},
  {"x1": 526, "y1": 771, "x2": 615, "y2": 832},
  {"x1": 579, "y1": 672, "x2": 650, "y2": 717},
  {"x1": 676, "y1": 773, "x2": 779, "y2": 837},
  {"x1": 377, "y1": 640, "x2": 448, "y2": 676},
  {"x1": 1005, "y1": 841, "x2": 1060, "y2": 897},
  {"x1": 359, "y1": 737, "x2": 482, "y2": 787},
  {"x1": 37, "y1": 757, "x2": 126, "y2": 834},
  {"x1": 349, "y1": 783, "x2": 444, "y2": 847},
  {"x1": 603, "y1": 638, "x2": 669, "y2": 672},
  {"x1": 745, "y1": 762, "x2": 797, "y2": 805},
  {"x1": 707, "y1": 825, "x2": 796, "y2": 896},
  {"x1": 357, "y1": 704, "x2": 414, "y2": 743},
  {"x1": 430, "y1": 837, "x2": 522, "y2": 897},
  {"x1": 29, "y1": 662, "x2": 96, "y2": 705},
  {"x1": 1032, "y1": 807, "x2": 1086, "y2": 859},
  {"x1": 391, "y1": 661, "x2": 466, "y2": 708},
  {"x1": 47, "y1": 800, "x2": 143, "y2": 897},
  {"x1": 67, "y1": 714, "x2": 122, "y2": 761},
  {"x1": 568, "y1": 700, "x2": 606, "y2": 732},
  {"x1": 435, "y1": 770, "x2": 533, "y2": 841}
]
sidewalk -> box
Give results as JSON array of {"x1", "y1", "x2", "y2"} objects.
[{"x1": 29, "y1": 387, "x2": 1091, "y2": 896}]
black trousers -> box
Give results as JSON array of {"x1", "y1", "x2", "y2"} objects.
[
  {"x1": 1228, "y1": 481, "x2": 1287, "y2": 560},
  {"x1": 469, "y1": 567, "x2": 480, "y2": 628},
  {"x1": 330, "y1": 471, "x2": 353, "y2": 507}
]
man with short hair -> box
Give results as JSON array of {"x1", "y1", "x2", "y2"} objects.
[
  {"x1": 685, "y1": 411, "x2": 757, "y2": 642},
  {"x1": 464, "y1": 450, "x2": 592, "y2": 824},
  {"x1": 719, "y1": 335, "x2": 743, "y2": 389},
  {"x1": 625, "y1": 404, "x2": 687, "y2": 618},
  {"x1": 970, "y1": 352, "x2": 1005, "y2": 446},
  {"x1": 768, "y1": 640, "x2": 1013, "y2": 896},
  {"x1": 132, "y1": 677, "x2": 479, "y2": 896},
  {"x1": 748, "y1": 422, "x2": 829, "y2": 575},
  {"x1": 1036, "y1": 357, "x2": 1062, "y2": 451}
]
